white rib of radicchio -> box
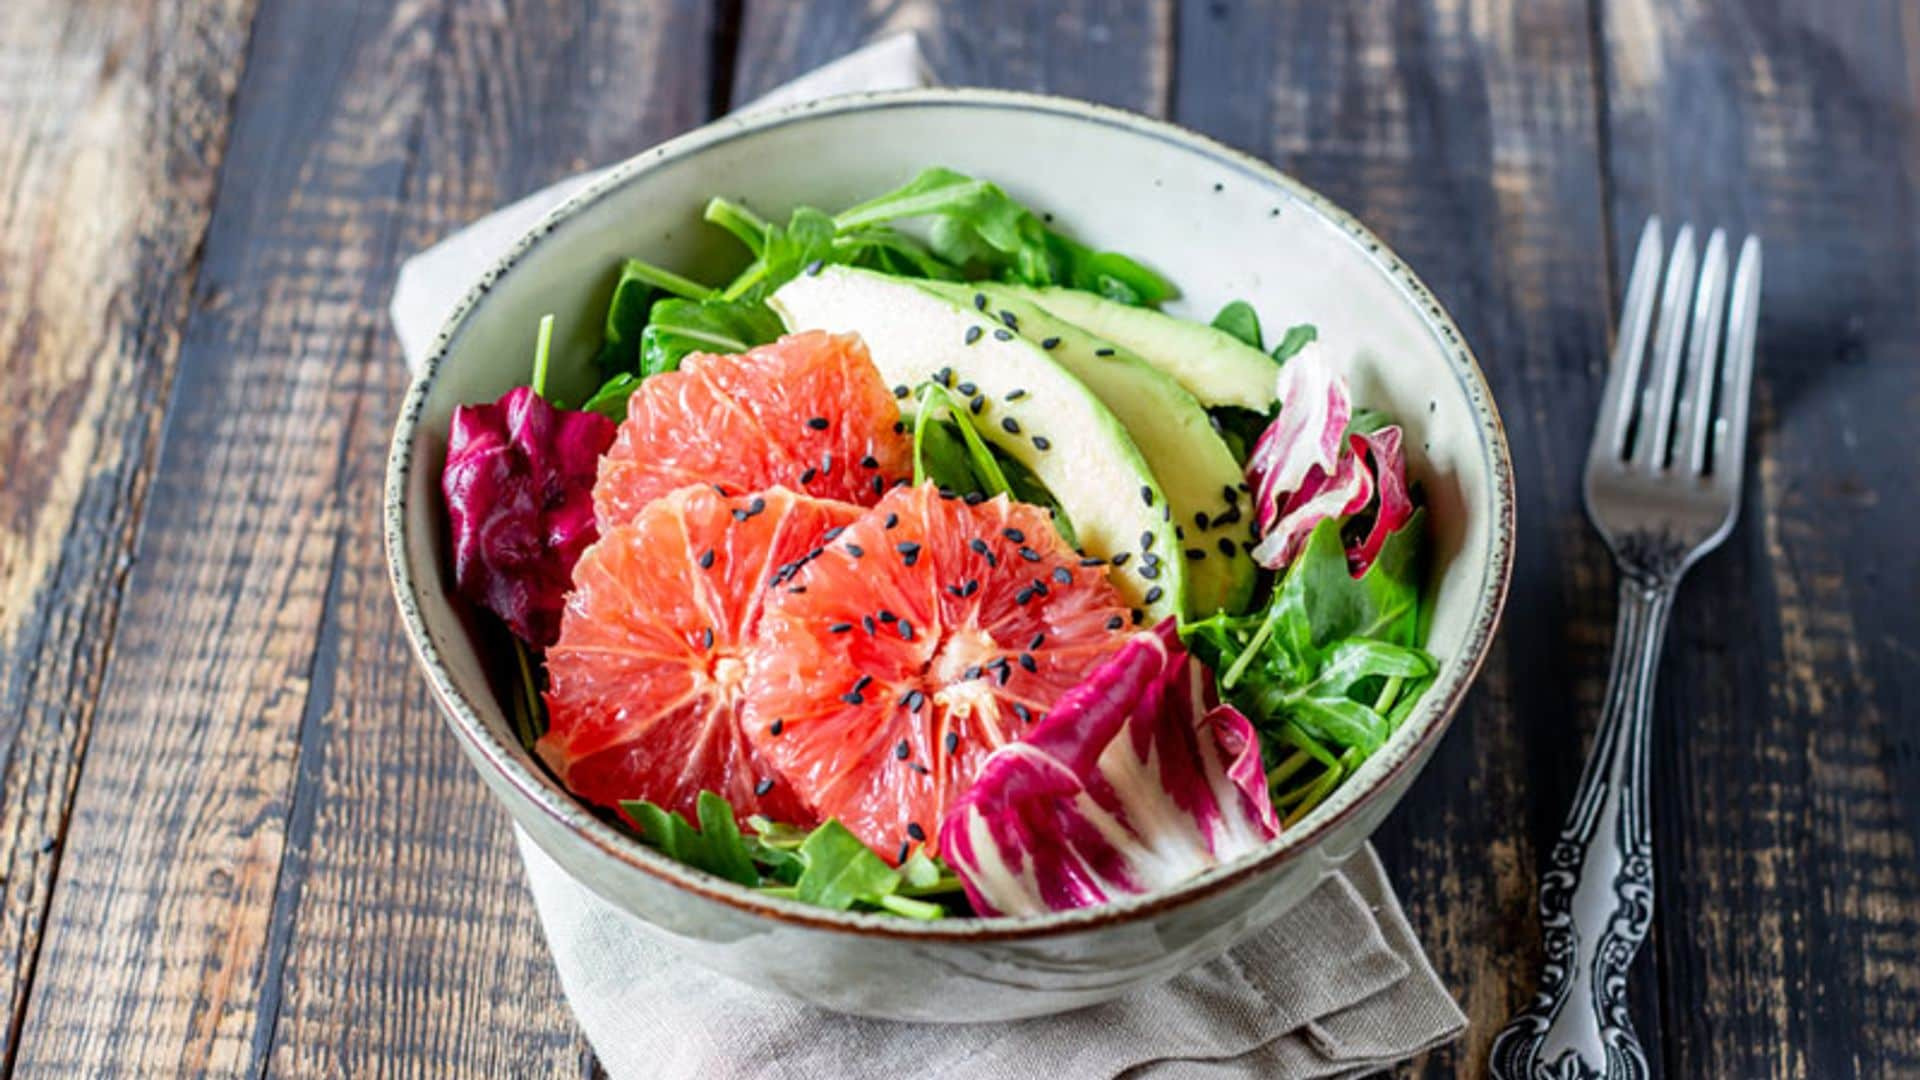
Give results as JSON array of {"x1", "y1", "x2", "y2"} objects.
[
  {"x1": 937, "y1": 621, "x2": 1280, "y2": 916},
  {"x1": 1246, "y1": 346, "x2": 1413, "y2": 575}
]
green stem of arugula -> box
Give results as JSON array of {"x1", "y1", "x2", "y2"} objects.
[
  {"x1": 703, "y1": 197, "x2": 773, "y2": 253},
  {"x1": 621, "y1": 257, "x2": 719, "y2": 302},
  {"x1": 1221, "y1": 615, "x2": 1277, "y2": 691},
  {"x1": 530, "y1": 313, "x2": 555, "y2": 398}
]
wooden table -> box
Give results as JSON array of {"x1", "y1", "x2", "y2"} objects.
[{"x1": 3, "y1": 2, "x2": 1915, "y2": 1075}]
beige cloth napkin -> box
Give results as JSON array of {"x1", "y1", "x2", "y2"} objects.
[{"x1": 391, "y1": 34, "x2": 1466, "y2": 1079}]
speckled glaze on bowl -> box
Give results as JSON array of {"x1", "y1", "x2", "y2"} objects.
[{"x1": 385, "y1": 88, "x2": 1513, "y2": 1023}]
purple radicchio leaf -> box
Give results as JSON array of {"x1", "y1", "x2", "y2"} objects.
[
  {"x1": 937, "y1": 621, "x2": 1280, "y2": 916},
  {"x1": 441, "y1": 385, "x2": 616, "y2": 647},
  {"x1": 1247, "y1": 342, "x2": 1349, "y2": 536},
  {"x1": 1346, "y1": 425, "x2": 1414, "y2": 576}
]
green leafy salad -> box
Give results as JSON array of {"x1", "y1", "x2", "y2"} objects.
[{"x1": 438, "y1": 167, "x2": 1434, "y2": 919}]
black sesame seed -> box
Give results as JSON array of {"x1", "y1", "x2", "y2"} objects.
[
  {"x1": 871, "y1": 475, "x2": 885, "y2": 496},
  {"x1": 712, "y1": 484, "x2": 729, "y2": 496},
  {"x1": 1141, "y1": 485, "x2": 1155, "y2": 506},
  {"x1": 1140, "y1": 531, "x2": 1156, "y2": 551},
  {"x1": 970, "y1": 394, "x2": 985, "y2": 415},
  {"x1": 799, "y1": 467, "x2": 817, "y2": 484},
  {"x1": 1001, "y1": 417, "x2": 1021, "y2": 434},
  {"x1": 1019, "y1": 653, "x2": 1037, "y2": 673},
  {"x1": 963, "y1": 579, "x2": 980, "y2": 596},
  {"x1": 1079, "y1": 556, "x2": 1107, "y2": 567},
  {"x1": 907, "y1": 822, "x2": 926, "y2": 841},
  {"x1": 1218, "y1": 537, "x2": 1237, "y2": 556},
  {"x1": 1217, "y1": 505, "x2": 1242, "y2": 526},
  {"x1": 863, "y1": 615, "x2": 877, "y2": 635},
  {"x1": 1175, "y1": 525, "x2": 1186, "y2": 540},
  {"x1": 748, "y1": 496, "x2": 766, "y2": 516},
  {"x1": 897, "y1": 539, "x2": 921, "y2": 556},
  {"x1": 898, "y1": 841, "x2": 912, "y2": 863},
  {"x1": 699, "y1": 548, "x2": 715, "y2": 569},
  {"x1": 910, "y1": 762, "x2": 931, "y2": 775},
  {"x1": 898, "y1": 621, "x2": 914, "y2": 641},
  {"x1": 846, "y1": 544, "x2": 864, "y2": 558},
  {"x1": 1106, "y1": 615, "x2": 1125, "y2": 630},
  {"x1": 1006, "y1": 388, "x2": 1028, "y2": 400},
  {"x1": 964, "y1": 665, "x2": 982, "y2": 680},
  {"x1": 944, "y1": 731, "x2": 959, "y2": 753},
  {"x1": 894, "y1": 739, "x2": 910, "y2": 760},
  {"x1": 824, "y1": 526, "x2": 846, "y2": 541},
  {"x1": 1013, "y1": 703, "x2": 1031, "y2": 723},
  {"x1": 885, "y1": 512, "x2": 899, "y2": 529},
  {"x1": 964, "y1": 326, "x2": 982, "y2": 345},
  {"x1": 756, "y1": 777, "x2": 776, "y2": 795},
  {"x1": 956, "y1": 381, "x2": 977, "y2": 395},
  {"x1": 1032, "y1": 436, "x2": 1051, "y2": 450},
  {"x1": 804, "y1": 258, "x2": 825, "y2": 276},
  {"x1": 877, "y1": 610, "x2": 897, "y2": 623},
  {"x1": 1040, "y1": 337, "x2": 1060, "y2": 350},
  {"x1": 1145, "y1": 586, "x2": 1165, "y2": 604},
  {"x1": 1094, "y1": 347, "x2": 1116, "y2": 357},
  {"x1": 1143, "y1": 552, "x2": 1161, "y2": 567},
  {"x1": 1030, "y1": 579, "x2": 1049, "y2": 597},
  {"x1": 1002, "y1": 528, "x2": 1025, "y2": 542},
  {"x1": 1028, "y1": 632, "x2": 1046, "y2": 649},
  {"x1": 1195, "y1": 511, "x2": 1211, "y2": 529},
  {"x1": 842, "y1": 692, "x2": 865, "y2": 705},
  {"x1": 992, "y1": 328, "x2": 1014, "y2": 341},
  {"x1": 1140, "y1": 563, "x2": 1161, "y2": 580},
  {"x1": 935, "y1": 366, "x2": 953, "y2": 386},
  {"x1": 1017, "y1": 546, "x2": 1041, "y2": 563},
  {"x1": 964, "y1": 492, "x2": 985, "y2": 505},
  {"x1": 789, "y1": 585, "x2": 807, "y2": 594},
  {"x1": 731, "y1": 508, "x2": 749, "y2": 521},
  {"x1": 894, "y1": 384, "x2": 910, "y2": 399},
  {"x1": 1015, "y1": 587, "x2": 1034, "y2": 605},
  {"x1": 909, "y1": 690, "x2": 926, "y2": 710},
  {"x1": 701, "y1": 627, "x2": 715, "y2": 649},
  {"x1": 893, "y1": 421, "x2": 906, "y2": 434},
  {"x1": 1186, "y1": 548, "x2": 1207, "y2": 560},
  {"x1": 999, "y1": 310, "x2": 1019, "y2": 330},
  {"x1": 1052, "y1": 567, "x2": 1072, "y2": 585},
  {"x1": 945, "y1": 584, "x2": 964, "y2": 598},
  {"x1": 820, "y1": 452, "x2": 834, "y2": 474},
  {"x1": 770, "y1": 719, "x2": 784, "y2": 735},
  {"x1": 969, "y1": 538, "x2": 990, "y2": 556},
  {"x1": 1111, "y1": 552, "x2": 1132, "y2": 566},
  {"x1": 861, "y1": 454, "x2": 879, "y2": 469},
  {"x1": 1132, "y1": 608, "x2": 1146, "y2": 625},
  {"x1": 807, "y1": 417, "x2": 829, "y2": 430},
  {"x1": 854, "y1": 674, "x2": 873, "y2": 693},
  {"x1": 1222, "y1": 484, "x2": 1239, "y2": 503},
  {"x1": 974, "y1": 292, "x2": 988, "y2": 311}
]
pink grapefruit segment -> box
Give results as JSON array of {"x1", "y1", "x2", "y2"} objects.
[
  {"x1": 538, "y1": 484, "x2": 858, "y2": 824},
  {"x1": 745, "y1": 483, "x2": 1134, "y2": 862}
]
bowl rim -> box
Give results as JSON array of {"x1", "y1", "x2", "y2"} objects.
[{"x1": 385, "y1": 86, "x2": 1515, "y2": 941}]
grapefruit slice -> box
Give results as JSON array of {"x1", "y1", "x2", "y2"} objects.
[
  {"x1": 594, "y1": 330, "x2": 912, "y2": 528},
  {"x1": 745, "y1": 483, "x2": 1134, "y2": 862},
  {"x1": 538, "y1": 484, "x2": 857, "y2": 824}
]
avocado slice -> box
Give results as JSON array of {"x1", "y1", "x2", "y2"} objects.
[
  {"x1": 770, "y1": 266, "x2": 1184, "y2": 620},
  {"x1": 924, "y1": 282, "x2": 1256, "y2": 616},
  {"x1": 1000, "y1": 286, "x2": 1279, "y2": 412}
]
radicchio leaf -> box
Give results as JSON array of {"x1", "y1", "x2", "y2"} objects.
[
  {"x1": 1346, "y1": 425, "x2": 1413, "y2": 576},
  {"x1": 938, "y1": 621, "x2": 1280, "y2": 916},
  {"x1": 442, "y1": 385, "x2": 615, "y2": 647},
  {"x1": 1247, "y1": 342, "x2": 1349, "y2": 535}
]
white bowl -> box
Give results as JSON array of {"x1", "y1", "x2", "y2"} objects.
[{"x1": 385, "y1": 88, "x2": 1514, "y2": 1022}]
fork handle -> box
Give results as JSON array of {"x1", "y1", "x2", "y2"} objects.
[{"x1": 1489, "y1": 574, "x2": 1675, "y2": 1080}]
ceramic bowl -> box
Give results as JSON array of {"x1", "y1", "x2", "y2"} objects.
[{"x1": 385, "y1": 88, "x2": 1514, "y2": 1022}]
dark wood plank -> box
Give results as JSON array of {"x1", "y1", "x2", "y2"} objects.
[
  {"x1": 0, "y1": 0, "x2": 260, "y2": 1068},
  {"x1": 1174, "y1": 3, "x2": 1631, "y2": 1074},
  {"x1": 9, "y1": 0, "x2": 715, "y2": 1074},
  {"x1": 732, "y1": 0, "x2": 1173, "y2": 115},
  {"x1": 1596, "y1": 1, "x2": 1920, "y2": 1076}
]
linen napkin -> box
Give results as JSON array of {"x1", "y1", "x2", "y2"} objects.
[{"x1": 390, "y1": 34, "x2": 1466, "y2": 1079}]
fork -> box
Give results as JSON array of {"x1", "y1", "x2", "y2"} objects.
[{"x1": 1488, "y1": 219, "x2": 1763, "y2": 1080}]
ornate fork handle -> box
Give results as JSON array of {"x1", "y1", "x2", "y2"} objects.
[{"x1": 1489, "y1": 569, "x2": 1676, "y2": 1080}]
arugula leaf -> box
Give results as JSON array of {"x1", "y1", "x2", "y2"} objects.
[
  {"x1": 703, "y1": 197, "x2": 772, "y2": 255},
  {"x1": 1211, "y1": 301, "x2": 1264, "y2": 350},
  {"x1": 619, "y1": 792, "x2": 760, "y2": 887},
  {"x1": 590, "y1": 262, "x2": 657, "y2": 378},
  {"x1": 832, "y1": 167, "x2": 1175, "y2": 305},
  {"x1": 1208, "y1": 405, "x2": 1274, "y2": 467},
  {"x1": 638, "y1": 297, "x2": 783, "y2": 376},
  {"x1": 530, "y1": 313, "x2": 557, "y2": 398},
  {"x1": 719, "y1": 207, "x2": 839, "y2": 303},
  {"x1": 793, "y1": 821, "x2": 902, "y2": 911},
  {"x1": 831, "y1": 227, "x2": 967, "y2": 280},
  {"x1": 1346, "y1": 407, "x2": 1395, "y2": 437},
  {"x1": 997, "y1": 451, "x2": 1078, "y2": 549},
  {"x1": 912, "y1": 383, "x2": 1013, "y2": 495},
  {"x1": 1271, "y1": 323, "x2": 1318, "y2": 363},
  {"x1": 578, "y1": 372, "x2": 640, "y2": 422}
]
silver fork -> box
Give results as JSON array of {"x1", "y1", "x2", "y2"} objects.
[{"x1": 1488, "y1": 219, "x2": 1763, "y2": 1080}]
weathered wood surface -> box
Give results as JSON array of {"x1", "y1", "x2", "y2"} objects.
[{"x1": 0, "y1": 0, "x2": 1914, "y2": 1075}]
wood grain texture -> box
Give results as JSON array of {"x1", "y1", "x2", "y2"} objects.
[
  {"x1": 1173, "y1": 3, "x2": 1637, "y2": 1074},
  {"x1": 1598, "y1": 0, "x2": 1920, "y2": 1076},
  {"x1": 0, "y1": 0, "x2": 259, "y2": 1068},
  {"x1": 10, "y1": 0, "x2": 714, "y2": 1075},
  {"x1": 732, "y1": 0, "x2": 1172, "y2": 115}
]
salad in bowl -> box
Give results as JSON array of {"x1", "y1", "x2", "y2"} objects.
[{"x1": 440, "y1": 166, "x2": 1435, "y2": 921}]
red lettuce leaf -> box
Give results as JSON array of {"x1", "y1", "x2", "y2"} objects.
[
  {"x1": 442, "y1": 385, "x2": 615, "y2": 646},
  {"x1": 938, "y1": 621, "x2": 1280, "y2": 916}
]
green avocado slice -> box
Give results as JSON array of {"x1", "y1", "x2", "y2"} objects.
[{"x1": 925, "y1": 282, "x2": 1256, "y2": 616}]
